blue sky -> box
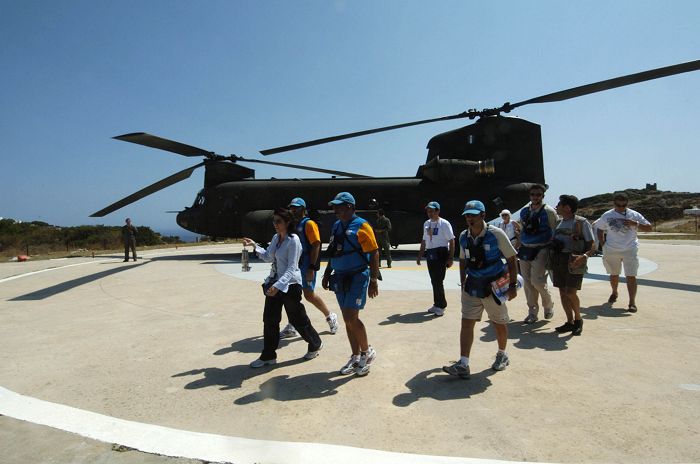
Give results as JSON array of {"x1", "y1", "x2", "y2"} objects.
[{"x1": 1, "y1": 1, "x2": 698, "y2": 237}]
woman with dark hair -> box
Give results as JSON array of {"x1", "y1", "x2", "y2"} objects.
[{"x1": 242, "y1": 208, "x2": 323, "y2": 367}]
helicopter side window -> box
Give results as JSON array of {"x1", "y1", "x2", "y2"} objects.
[{"x1": 192, "y1": 190, "x2": 205, "y2": 208}]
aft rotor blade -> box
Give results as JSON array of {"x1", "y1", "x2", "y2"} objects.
[
  {"x1": 90, "y1": 162, "x2": 205, "y2": 217},
  {"x1": 259, "y1": 113, "x2": 470, "y2": 155},
  {"x1": 114, "y1": 132, "x2": 212, "y2": 157},
  {"x1": 509, "y1": 59, "x2": 700, "y2": 110},
  {"x1": 238, "y1": 157, "x2": 370, "y2": 178}
]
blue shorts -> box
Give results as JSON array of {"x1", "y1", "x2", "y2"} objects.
[
  {"x1": 331, "y1": 269, "x2": 369, "y2": 310},
  {"x1": 300, "y1": 265, "x2": 317, "y2": 291}
]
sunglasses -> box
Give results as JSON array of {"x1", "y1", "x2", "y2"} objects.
[
  {"x1": 529, "y1": 192, "x2": 543, "y2": 197},
  {"x1": 464, "y1": 213, "x2": 480, "y2": 218},
  {"x1": 272, "y1": 218, "x2": 285, "y2": 225}
]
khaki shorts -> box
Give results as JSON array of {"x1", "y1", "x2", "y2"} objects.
[
  {"x1": 460, "y1": 290, "x2": 510, "y2": 324},
  {"x1": 602, "y1": 245, "x2": 639, "y2": 276}
]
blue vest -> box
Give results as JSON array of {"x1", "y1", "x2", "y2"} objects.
[
  {"x1": 330, "y1": 216, "x2": 370, "y2": 273},
  {"x1": 459, "y1": 225, "x2": 506, "y2": 279},
  {"x1": 519, "y1": 206, "x2": 553, "y2": 245},
  {"x1": 296, "y1": 217, "x2": 312, "y2": 269}
]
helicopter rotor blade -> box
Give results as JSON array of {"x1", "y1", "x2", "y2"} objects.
[
  {"x1": 90, "y1": 162, "x2": 206, "y2": 217},
  {"x1": 509, "y1": 59, "x2": 700, "y2": 110},
  {"x1": 259, "y1": 113, "x2": 471, "y2": 155},
  {"x1": 236, "y1": 156, "x2": 370, "y2": 178},
  {"x1": 260, "y1": 59, "x2": 700, "y2": 155},
  {"x1": 114, "y1": 132, "x2": 213, "y2": 157}
]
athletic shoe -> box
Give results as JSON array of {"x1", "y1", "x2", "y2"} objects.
[
  {"x1": 442, "y1": 361, "x2": 470, "y2": 379},
  {"x1": 572, "y1": 319, "x2": 583, "y2": 336},
  {"x1": 544, "y1": 309, "x2": 554, "y2": 320},
  {"x1": 492, "y1": 352, "x2": 510, "y2": 371},
  {"x1": 555, "y1": 321, "x2": 575, "y2": 333},
  {"x1": 355, "y1": 346, "x2": 377, "y2": 376},
  {"x1": 433, "y1": 307, "x2": 445, "y2": 317},
  {"x1": 524, "y1": 314, "x2": 538, "y2": 324},
  {"x1": 304, "y1": 342, "x2": 323, "y2": 360},
  {"x1": 250, "y1": 358, "x2": 276, "y2": 368},
  {"x1": 427, "y1": 306, "x2": 437, "y2": 314},
  {"x1": 279, "y1": 323, "x2": 298, "y2": 339},
  {"x1": 326, "y1": 313, "x2": 339, "y2": 334},
  {"x1": 339, "y1": 355, "x2": 360, "y2": 375}
]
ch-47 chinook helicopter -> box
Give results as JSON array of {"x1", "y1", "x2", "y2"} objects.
[{"x1": 91, "y1": 60, "x2": 699, "y2": 244}]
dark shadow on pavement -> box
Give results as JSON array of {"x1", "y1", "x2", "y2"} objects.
[
  {"x1": 379, "y1": 310, "x2": 438, "y2": 325},
  {"x1": 581, "y1": 303, "x2": 632, "y2": 320},
  {"x1": 149, "y1": 253, "x2": 238, "y2": 263},
  {"x1": 234, "y1": 370, "x2": 355, "y2": 405},
  {"x1": 393, "y1": 367, "x2": 496, "y2": 407},
  {"x1": 479, "y1": 320, "x2": 570, "y2": 352},
  {"x1": 585, "y1": 273, "x2": 700, "y2": 293},
  {"x1": 8, "y1": 262, "x2": 148, "y2": 301},
  {"x1": 173, "y1": 357, "x2": 308, "y2": 391},
  {"x1": 214, "y1": 335, "x2": 298, "y2": 355}
]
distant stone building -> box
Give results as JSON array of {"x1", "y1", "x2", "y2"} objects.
[{"x1": 645, "y1": 183, "x2": 658, "y2": 191}]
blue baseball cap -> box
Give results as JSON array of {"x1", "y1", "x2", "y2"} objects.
[
  {"x1": 288, "y1": 197, "x2": 306, "y2": 208},
  {"x1": 462, "y1": 200, "x2": 486, "y2": 215},
  {"x1": 328, "y1": 192, "x2": 356, "y2": 206},
  {"x1": 425, "y1": 201, "x2": 440, "y2": 210}
]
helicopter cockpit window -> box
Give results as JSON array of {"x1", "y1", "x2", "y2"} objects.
[{"x1": 193, "y1": 190, "x2": 205, "y2": 207}]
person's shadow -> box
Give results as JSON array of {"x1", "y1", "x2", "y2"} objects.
[
  {"x1": 234, "y1": 371, "x2": 355, "y2": 405},
  {"x1": 392, "y1": 367, "x2": 496, "y2": 407},
  {"x1": 172, "y1": 357, "x2": 309, "y2": 391},
  {"x1": 581, "y1": 303, "x2": 632, "y2": 320},
  {"x1": 213, "y1": 335, "x2": 297, "y2": 356},
  {"x1": 478, "y1": 320, "x2": 570, "y2": 352},
  {"x1": 379, "y1": 310, "x2": 437, "y2": 325}
]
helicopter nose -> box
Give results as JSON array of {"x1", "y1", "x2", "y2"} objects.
[{"x1": 176, "y1": 209, "x2": 197, "y2": 232}]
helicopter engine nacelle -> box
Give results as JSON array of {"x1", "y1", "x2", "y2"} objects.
[{"x1": 418, "y1": 157, "x2": 494, "y2": 183}]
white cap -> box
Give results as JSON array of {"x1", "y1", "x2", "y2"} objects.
[{"x1": 500, "y1": 209, "x2": 511, "y2": 216}]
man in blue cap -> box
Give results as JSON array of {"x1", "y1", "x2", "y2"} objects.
[
  {"x1": 281, "y1": 197, "x2": 339, "y2": 338},
  {"x1": 443, "y1": 200, "x2": 518, "y2": 379},
  {"x1": 322, "y1": 192, "x2": 380, "y2": 376},
  {"x1": 416, "y1": 201, "x2": 455, "y2": 317}
]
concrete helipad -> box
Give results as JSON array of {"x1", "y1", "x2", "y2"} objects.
[{"x1": 1, "y1": 241, "x2": 699, "y2": 463}]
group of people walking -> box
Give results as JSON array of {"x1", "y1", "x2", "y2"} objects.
[{"x1": 242, "y1": 186, "x2": 652, "y2": 380}]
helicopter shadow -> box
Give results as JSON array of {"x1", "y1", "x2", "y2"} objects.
[
  {"x1": 393, "y1": 367, "x2": 496, "y2": 407},
  {"x1": 8, "y1": 261, "x2": 148, "y2": 301},
  {"x1": 172, "y1": 357, "x2": 309, "y2": 391},
  {"x1": 214, "y1": 335, "x2": 298, "y2": 355},
  {"x1": 234, "y1": 370, "x2": 356, "y2": 405},
  {"x1": 379, "y1": 310, "x2": 437, "y2": 325},
  {"x1": 478, "y1": 319, "x2": 570, "y2": 352},
  {"x1": 149, "y1": 253, "x2": 238, "y2": 264}
]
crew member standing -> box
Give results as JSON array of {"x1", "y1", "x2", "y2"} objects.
[
  {"x1": 322, "y1": 192, "x2": 380, "y2": 377},
  {"x1": 122, "y1": 218, "x2": 138, "y2": 262},
  {"x1": 417, "y1": 201, "x2": 455, "y2": 317},
  {"x1": 374, "y1": 209, "x2": 392, "y2": 268},
  {"x1": 498, "y1": 209, "x2": 521, "y2": 250}
]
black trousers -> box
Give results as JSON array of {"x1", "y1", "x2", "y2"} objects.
[
  {"x1": 124, "y1": 238, "x2": 137, "y2": 260},
  {"x1": 261, "y1": 284, "x2": 321, "y2": 361},
  {"x1": 427, "y1": 247, "x2": 449, "y2": 309}
]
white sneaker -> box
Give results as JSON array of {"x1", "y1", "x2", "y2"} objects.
[
  {"x1": 356, "y1": 346, "x2": 377, "y2": 376},
  {"x1": 433, "y1": 307, "x2": 445, "y2": 317},
  {"x1": 304, "y1": 342, "x2": 323, "y2": 360},
  {"x1": 279, "y1": 323, "x2": 298, "y2": 339},
  {"x1": 250, "y1": 358, "x2": 276, "y2": 368},
  {"x1": 339, "y1": 355, "x2": 360, "y2": 375},
  {"x1": 326, "y1": 312, "x2": 339, "y2": 334},
  {"x1": 427, "y1": 306, "x2": 437, "y2": 314}
]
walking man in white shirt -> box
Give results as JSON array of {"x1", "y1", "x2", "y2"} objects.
[
  {"x1": 595, "y1": 192, "x2": 652, "y2": 313},
  {"x1": 416, "y1": 201, "x2": 455, "y2": 317}
]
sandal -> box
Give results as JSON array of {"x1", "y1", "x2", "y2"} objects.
[
  {"x1": 607, "y1": 294, "x2": 618, "y2": 303},
  {"x1": 628, "y1": 304, "x2": 638, "y2": 313}
]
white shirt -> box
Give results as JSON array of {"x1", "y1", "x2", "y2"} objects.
[
  {"x1": 498, "y1": 221, "x2": 518, "y2": 241},
  {"x1": 595, "y1": 208, "x2": 650, "y2": 251},
  {"x1": 254, "y1": 233, "x2": 303, "y2": 292},
  {"x1": 422, "y1": 217, "x2": 455, "y2": 249}
]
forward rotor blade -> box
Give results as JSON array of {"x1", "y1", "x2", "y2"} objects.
[
  {"x1": 90, "y1": 162, "x2": 205, "y2": 217},
  {"x1": 509, "y1": 59, "x2": 700, "y2": 110},
  {"x1": 238, "y1": 157, "x2": 370, "y2": 178},
  {"x1": 114, "y1": 132, "x2": 212, "y2": 157},
  {"x1": 259, "y1": 113, "x2": 469, "y2": 155}
]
